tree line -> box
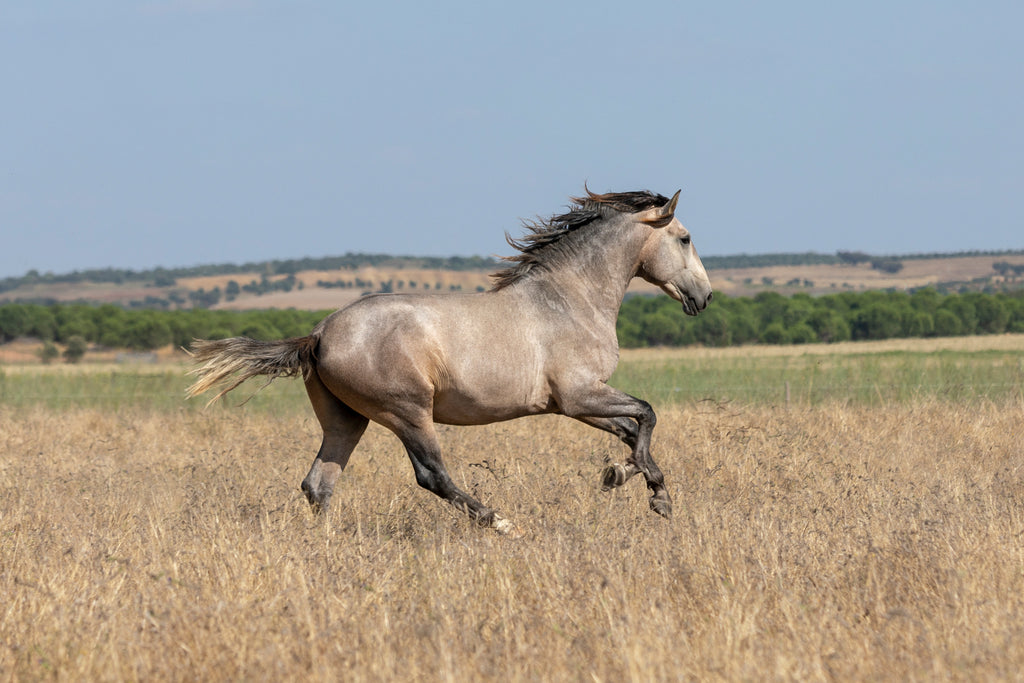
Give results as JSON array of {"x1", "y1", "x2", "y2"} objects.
[
  {"x1": 1, "y1": 289, "x2": 1024, "y2": 357},
  {"x1": 5, "y1": 249, "x2": 1024, "y2": 296},
  {"x1": 616, "y1": 288, "x2": 1024, "y2": 347},
  {"x1": 0, "y1": 253, "x2": 501, "y2": 294},
  {"x1": 0, "y1": 304, "x2": 325, "y2": 352}
]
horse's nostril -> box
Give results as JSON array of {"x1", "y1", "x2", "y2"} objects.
[{"x1": 707, "y1": 292, "x2": 714, "y2": 302}]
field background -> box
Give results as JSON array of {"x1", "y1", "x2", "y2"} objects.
[{"x1": 2, "y1": 336, "x2": 1023, "y2": 680}]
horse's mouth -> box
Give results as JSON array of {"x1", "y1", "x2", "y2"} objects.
[{"x1": 662, "y1": 282, "x2": 703, "y2": 316}]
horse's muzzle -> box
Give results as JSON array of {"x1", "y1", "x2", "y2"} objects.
[{"x1": 681, "y1": 291, "x2": 712, "y2": 316}]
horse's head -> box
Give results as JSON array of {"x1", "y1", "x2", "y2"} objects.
[{"x1": 635, "y1": 191, "x2": 713, "y2": 316}]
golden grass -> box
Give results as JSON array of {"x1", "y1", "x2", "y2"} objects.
[{"x1": 2, "y1": 397, "x2": 1023, "y2": 681}]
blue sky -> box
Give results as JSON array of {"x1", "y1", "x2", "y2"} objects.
[{"x1": 2, "y1": 1, "x2": 1022, "y2": 278}]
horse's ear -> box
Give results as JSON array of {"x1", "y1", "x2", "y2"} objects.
[{"x1": 661, "y1": 190, "x2": 681, "y2": 218}]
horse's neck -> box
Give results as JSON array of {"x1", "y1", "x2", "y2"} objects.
[{"x1": 531, "y1": 219, "x2": 644, "y2": 325}]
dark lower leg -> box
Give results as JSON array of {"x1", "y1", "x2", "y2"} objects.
[{"x1": 398, "y1": 425, "x2": 514, "y2": 531}]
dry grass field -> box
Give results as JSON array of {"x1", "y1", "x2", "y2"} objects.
[{"x1": 2, "y1": 342, "x2": 1023, "y2": 680}]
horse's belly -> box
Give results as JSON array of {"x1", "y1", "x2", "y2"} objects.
[{"x1": 431, "y1": 384, "x2": 554, "y2": 425}]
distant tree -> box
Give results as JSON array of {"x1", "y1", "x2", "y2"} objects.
[
  {"x1": 789, "y1": 323, "x2": 818, "y2": 345},
  {"x1": 152, "y1": 269, "x2": 177, "y2": 287},
  {"x1": 0, "y1": 305, "x2": 30, "y2": 342},
  {"x1": 851, "y1": 303, "x2": 904, "y2": 340},
  {"x1": 239, "y1": 322, "x2": 282, "y2": 341},
  {"x1": 63, "y1": 335, "x2": 87, "y2": 363},
  {"x1": 906, "y1": 312, "x2": 935, "y2": 338},
  {"x1": 940, "y1": 296, "x2": 977, "y2": 335},
  {"x1": 837, "y1": 250, "x2": 872, "y2": 266},
  {"x1": 933, "y1": 309, "x2": 962, "y2": 337},
  {"x1": 124, "y1": 315, "x2": 173, "y2": 350},
  {"x1": 643, "y1": 310, "x2": 684, "y2": 346},
  {"x1": 967, "y1": 293, "x2": 1009, "y2": 334},
  {"x1": 871, "y1": 258, "x2": 904, "y2": 274},
  {"x1": 690, "y1": 307, "x2": 732, "y2": 347},
  {"x1": 807, "y1": 309, "x2": 851, "y2": 343},
  {"x1": 760, "y1": 322, "x2": 790, "y2": 344},
  {"x1": 38, "y1": 340, "x2": 59, "y2": 364}
]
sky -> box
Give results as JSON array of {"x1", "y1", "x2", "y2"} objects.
[{"x1": 2, "y1": 1, "x2": 1022, "y2": 279}]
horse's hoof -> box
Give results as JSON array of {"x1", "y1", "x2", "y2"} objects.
[
  {"x1": 601, "y1": 463, "x2": 627, "y2": 491},
  {"x1": 304, "y1": 490, "x2": 330, "y2": 516},
  {"x1": 492, "y1": 515, "x2": 523, "y2": 538},
  {"x1": 649, "y1": 494, "x2": 672, "y2": 519}
]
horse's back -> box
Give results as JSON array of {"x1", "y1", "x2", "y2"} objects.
[{"x1": 312, "y1": 291, "x2": 556, "y2": 424}]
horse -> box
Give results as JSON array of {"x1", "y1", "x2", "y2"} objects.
[{"x1": 187, "y1": 188, "x2": 713, "y2": 534}]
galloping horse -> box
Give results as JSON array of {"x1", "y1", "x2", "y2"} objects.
[{"x1": 187, "y1": 189, "x2": 713, "y2": 533}]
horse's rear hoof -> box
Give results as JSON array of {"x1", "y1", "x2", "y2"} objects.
[
  {"x1": 303, "y1": 489, "x2": 330, "y2": 516},
  {"x1": 492, "y1": 515, "x2": 523, "y2": 538}
]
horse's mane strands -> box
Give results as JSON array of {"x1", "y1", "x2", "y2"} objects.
[{"x1": 490, "y1": 188, "x2": 671, "y2": 291}]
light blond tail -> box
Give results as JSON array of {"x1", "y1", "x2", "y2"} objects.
[{"x1": 186, "y1": 335, "x2": 318, "y2": 406}]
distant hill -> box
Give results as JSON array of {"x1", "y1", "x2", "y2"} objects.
[{"x1": 2, "y1": 249, "x2": 1023, "y2": 311}]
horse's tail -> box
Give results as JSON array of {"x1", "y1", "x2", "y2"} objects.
[{"x1": 186, "y1": 334, "x2": 319, "y2": 406}]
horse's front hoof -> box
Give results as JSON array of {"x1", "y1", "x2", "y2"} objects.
[{"x1": 649, "y1": 492, "x2": 672, "y2": 519}]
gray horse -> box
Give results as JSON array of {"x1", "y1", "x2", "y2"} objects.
[{"x1": 188, "y1": 189, "x2": 713, "y2": 533}]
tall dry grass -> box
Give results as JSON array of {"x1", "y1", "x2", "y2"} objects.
[{"x1": 1, "y1": 398, "x2": 1023, "y2": 681}]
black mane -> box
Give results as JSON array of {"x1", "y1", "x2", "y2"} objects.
[{"x1": 490, "y1": 189, "x2": 671, "y2": 291}]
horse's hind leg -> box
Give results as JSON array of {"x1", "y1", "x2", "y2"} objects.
[
  {"x1": 392, "y1": 417, "x2": 515, "y2": 535},
  {"x1": 301, "y1": 371, "x2": 368, "y2": 514}
]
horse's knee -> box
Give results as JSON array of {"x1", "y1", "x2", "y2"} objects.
[{"x1": 637, "y1": 400, "x2": 657, "y2": 429}]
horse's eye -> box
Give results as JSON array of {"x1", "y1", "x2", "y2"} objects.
[{"x1": 680, "y1": 236, "x2": 691, "y2": 246}]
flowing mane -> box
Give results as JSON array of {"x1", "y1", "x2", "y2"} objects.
[{"x1": 490, "y1": 189, "x2": 672, "y2": 291}]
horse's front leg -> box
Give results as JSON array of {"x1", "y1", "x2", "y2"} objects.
[
  {"x1": 573, "y1": 416, "x2": 642, "y2": 489},
  {"x1": 563, "y1": 386, "x2": 672, "y2": 519}
]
